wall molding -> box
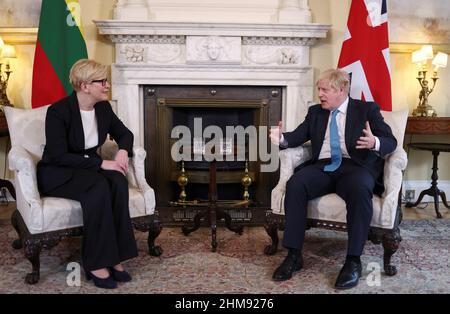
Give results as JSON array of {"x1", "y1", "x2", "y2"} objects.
[
  {"x1": 390, "y1": 42, "x2": 450, "y2": 54},
  {"x1": 0, "y1": 28, "x2": 38, "y2": 45}
]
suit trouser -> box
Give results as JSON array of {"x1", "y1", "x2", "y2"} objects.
[
  {"x1": 45, "y1": 169, "x2": 138, "y2": 271},
  {"x1": 283, "y1": 158, "x2": 375, "y2": 256}
]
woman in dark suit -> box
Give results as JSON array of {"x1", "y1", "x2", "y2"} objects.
[{"x1": 37, "y1": 59, "x2": 138, "y2": 289}]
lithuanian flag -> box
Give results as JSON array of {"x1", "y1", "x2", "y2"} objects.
[{"x1": 32, "y1": 0, "x2": 88, "y2": 108}]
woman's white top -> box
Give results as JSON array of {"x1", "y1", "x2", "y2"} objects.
[{"x1": 80, "y1": 109, "x2": 99, "y2": 149}]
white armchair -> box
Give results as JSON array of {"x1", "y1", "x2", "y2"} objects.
[
  {"x1": 3, "y1": 105, "x2": 162, "y2": 284},
  {"x1": 266, "y1": 109, "x2": 408, "y2": 276}
]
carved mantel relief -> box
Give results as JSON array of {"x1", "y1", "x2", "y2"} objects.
[{"x1": 186, "y1": 36, "x2": 241, "y2": 64}]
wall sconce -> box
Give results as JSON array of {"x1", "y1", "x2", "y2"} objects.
[
  {"x1": 411, "y1": 45, "x2": 448, "y2": 117},
  {"x1": 0, "y1": 36, "x2": 17, "y2": 107}
]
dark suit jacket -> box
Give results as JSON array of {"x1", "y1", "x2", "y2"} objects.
[
  {"x1": 283, "y1": 98, "x2": 397, "y2": 194},
  {"x1": 37, "y1": 92, "x2": 134, "y2": 194}
]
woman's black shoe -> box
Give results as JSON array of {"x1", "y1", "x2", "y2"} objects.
[
  {"x1": 86, "y1": 271, "x2": 117, "y2": 289},
  {"x1": 109, "y1": 267, "x2": 132, "y2": 282}
]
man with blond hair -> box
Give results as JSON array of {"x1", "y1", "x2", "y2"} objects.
[{"x1": 269, "y1": 69, "x2": 397, "y2": 289}]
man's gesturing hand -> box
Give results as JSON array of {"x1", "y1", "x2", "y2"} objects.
[
  {"x1": 270, "y1": 121, "x2": 283, "y2": 145},
  {"x1": 356, "y1": 121, "x2": 376, "y2": 149}
]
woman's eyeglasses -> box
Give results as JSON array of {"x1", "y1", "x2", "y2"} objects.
[{"x1": 89, "y1": 78, "x2": 108, "y2": 86}]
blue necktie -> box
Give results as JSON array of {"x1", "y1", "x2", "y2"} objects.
[{"x1": 324, "y1": 110, "x2": 342, "y2": 172}]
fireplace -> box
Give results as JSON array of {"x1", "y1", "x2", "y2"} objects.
[
  {"x1": 94, "y1": 20, "x2": 329, "y2": 225},
  {"x1": 144, "y1": 85, "x2": 281, "y2": 224}
]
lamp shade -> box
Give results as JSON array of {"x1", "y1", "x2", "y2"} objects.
[
  {"x1": 412, "y1": 49, "x2": 427, "y2": 65},
  {"x1": 421, "y1": 45, "x2": 434, "y2": 59},
  {"x1": 1, "y1": 45, "x2": 17, "y2": 59},
  {"x1": 0, "y1": 36, "x2": 4, "y2": 55},
  {"x1": 432, "y1": 52, "x2": 448, "y2": 69}
]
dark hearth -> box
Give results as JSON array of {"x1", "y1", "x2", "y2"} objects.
[{"x1": 144, "y1": 85, "x2": 282, "y2": 225}]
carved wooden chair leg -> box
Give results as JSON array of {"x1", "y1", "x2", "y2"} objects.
[
  {"x1": 264, "y1": 214, "x2": 279, "y2": 255},
  {"x1": 23, "y1": 239, "x2": 42, "y2": 284},
  {"x1": 11, "y1": 210, "x2": 23, "y2": 249},
  {"x1": 382, "y1": 227, "x2": 402, "y2": 276},
  {"x1": 148, "y1": 220, "x2": 163, "y2": 256}
]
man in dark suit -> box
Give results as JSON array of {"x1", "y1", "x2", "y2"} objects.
[{"x1": 269, "y1": 69, "x2": 397, "y2": 289}]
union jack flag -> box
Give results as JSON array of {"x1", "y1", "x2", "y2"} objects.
[{"x1": 338, "y1": 0, "x2": 392, "y2": 111}]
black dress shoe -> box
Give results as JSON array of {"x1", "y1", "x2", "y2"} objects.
[
  {"x1": 109, "y1": 267, "x2": 132, "y2": 282},
  {"x1": 86, "y1": 271, "x2": 117, "y2": 289},
  {"x1": 272, "y1": 254, "x2": 303, "y2": 282},
  {"x1": 334, "y1": 260, "x2": 362, "y2": 290}
]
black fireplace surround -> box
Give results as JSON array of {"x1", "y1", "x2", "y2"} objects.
[{"x1": 144, "y1": 85, "x2": 282, "y2": 225}]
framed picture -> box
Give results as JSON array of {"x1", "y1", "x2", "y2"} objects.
[
  {"x1": 389, "y1": 0, "x2": 450, "y2": 45},
  {"x1": 0, "y1": 0, "x2": 42, "y2": 28}
]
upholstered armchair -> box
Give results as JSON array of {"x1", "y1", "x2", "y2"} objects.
[
  {"x1": 2, "y1": 105, "x2": 162, "y2": 284},
  {"x1": 266, "y1": 109, "x2": 408, "y2": 276}
]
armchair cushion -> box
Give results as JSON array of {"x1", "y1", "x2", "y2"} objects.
[
  {"x1": 3, "y1": 105, "x2": 155, "y2": 234},
  {"x1": 271, "y1": 109, "x2": 408, "y2": 229},
  {"x1": 3, "y1": 105, "x2": 49, "y2": 161}
]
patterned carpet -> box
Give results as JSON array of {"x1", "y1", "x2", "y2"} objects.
[{"x1": 0, "y1": 218, "x2": 449, "y2": 294}]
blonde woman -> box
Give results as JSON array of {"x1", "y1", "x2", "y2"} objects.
[{"x1": 37, "y1": 59, "x2": 138, "y2": 289}]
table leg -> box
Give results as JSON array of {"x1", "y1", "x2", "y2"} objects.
[
  {"x1": 405, "y1": 150, "x2": 443, "y2": 218},
  {"x1": 405, "y1": 188, "x2": 429, "y2": 208},
  {"x1": 210, "y1": 205, "x2": 217, "y2": 252},
  {"x1": 430, "y1": 150, "x2": 443, "y2": 218},
  {"x1": 181, "y1": 209, "x2": 206, "y2": 235},
  {"x1": 439, "y1": 190, "x2": 450, "y2": 209},
  {"x1": 217, "y1": 209, "x2": 243, "y2": 235}
]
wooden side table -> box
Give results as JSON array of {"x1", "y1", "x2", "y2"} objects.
[
  {"x1": 0, "y1": 111, "x2": 16, "y2": 200},
  {"x1": 405, "y1": 117, "x2": 450, "y2": 218},
  {"x1": 405, "y1": 143, "x2": 450, "y2": 218},
  {"x1": 406, "y1": 117, "x2": 450, "y2": 135}
]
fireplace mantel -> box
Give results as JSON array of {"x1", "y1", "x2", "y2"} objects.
[
  {"x1": 95, "y1": 20, "x2": 330, "y2": 146},
  {"x1": 95, "y1": 21, "x2": 330, "y2": 38}
]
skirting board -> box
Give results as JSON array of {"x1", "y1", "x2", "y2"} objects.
[{"x1": 403, "y1": 180, "x2": 450, "y2": 204}]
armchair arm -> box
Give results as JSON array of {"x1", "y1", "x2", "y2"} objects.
[
  {"x1": 100, "y1": 140, "x2": 155, "y2": 215},
  {"x1": 131, "y1": 146, "x2": 156, "y2": 215},
  {"x1": 99, "y1": 139, "x2": 138, "y2": 187},
  {"x1": 380, "y1": 147, "x2": 408, "y2": 226},
  {"x1": 271, "y1": 145, "x2": 312, "y2": 214},
  {"x1": 99, "y1": 140, "x2": 155, "y2": 215},
  {"x1": 8, "y1": 146, "x2": 44, "y2": 230}
]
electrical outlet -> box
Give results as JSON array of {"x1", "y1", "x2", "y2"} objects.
[{"x1": 405, "y1": 190, "x2": 415, "y2": 202}]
